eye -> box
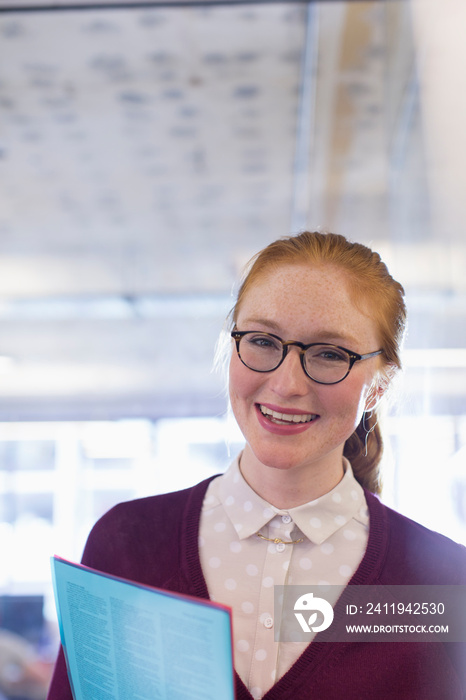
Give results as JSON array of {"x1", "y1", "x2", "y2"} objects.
[
  {"x1": 313, "y1": 346, "x2": 348, "y2": 363},
  {"x1": 246, "y1": 333, "x2": 281, "y2": 351}
]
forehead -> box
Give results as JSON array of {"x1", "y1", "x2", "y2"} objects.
[{"x1": 237, "y1": 263, "x2": 379, "y2": 347}]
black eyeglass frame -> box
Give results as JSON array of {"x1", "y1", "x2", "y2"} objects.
[{"x1": 231, "y1": 330, "x2": 383, "y2": 385}]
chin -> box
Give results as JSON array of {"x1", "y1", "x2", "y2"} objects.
[{"x1": 249, "y1": 444, "x2": 318, "y2": 473}]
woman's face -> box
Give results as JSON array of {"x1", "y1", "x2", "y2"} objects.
[{"x1": 229, "y1": 263, "x2": 383, "y2": 479}]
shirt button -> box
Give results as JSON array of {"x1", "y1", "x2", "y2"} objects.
[
  {"x1": 281, "y1": 514, "x2": 292, "y2": 524},
  {"x1": 276, "y1": 542, "x2": 286, "y2": 553},
  {"x1": 264, "y1": 617, "x2": 274, "y2": 629}
]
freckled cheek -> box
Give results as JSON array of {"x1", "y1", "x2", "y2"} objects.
[
  {"x1": 322, "y1": 379, "x2": 367, "y2": 419},
  {"x1": 228, "y1": 354, "x2": 264, "y2": 405},
  {"x1": 228, "y1": 356, "x2": 243, "y2": 402},
  {"x1": 229, "y1": 365, "x2": 274, "y2": 440},
  {"x1": 333, "y1": 383, "x2": 370, "y2": 428}
]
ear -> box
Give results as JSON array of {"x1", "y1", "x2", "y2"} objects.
[{"x1": 364, "y1": 376, "x2": 388, "y2": 413}]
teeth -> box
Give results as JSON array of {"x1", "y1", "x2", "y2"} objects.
[{"x1": 259, "y1": 405, "x2": 316, "y2": 424}]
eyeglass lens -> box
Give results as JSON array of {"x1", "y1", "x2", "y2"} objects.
[{"x1": 238, "y1": 332, "x2": 351, "y2": 383}]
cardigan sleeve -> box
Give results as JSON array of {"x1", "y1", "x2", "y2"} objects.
[{"x1": 46, "y1": 647, "x2": 72, "y2": 700}]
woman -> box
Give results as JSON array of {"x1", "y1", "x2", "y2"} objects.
[{"x1": 47, "y1": 232, "x2": 465, "y2": 699}]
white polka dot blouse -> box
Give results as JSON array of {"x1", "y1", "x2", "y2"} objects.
[{"x1": 199, "y1": 457, "x2": 369, "y2": 698}]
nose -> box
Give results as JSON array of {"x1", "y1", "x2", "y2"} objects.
[{"x1": 267, "y1": 346, "x2": 310, "y2": 397}]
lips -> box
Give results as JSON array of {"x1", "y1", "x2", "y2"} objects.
[{"x1": 258, "y1": 404, "x2": 318, "y2": 425}]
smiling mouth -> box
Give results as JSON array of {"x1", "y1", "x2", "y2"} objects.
[{"x1": 259, "y1": 405, "x2": 318, "y2": 425}]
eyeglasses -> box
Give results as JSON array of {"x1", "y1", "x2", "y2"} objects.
[{"x1": 231, "y1": 330, "x2": 383, "y2": 385}]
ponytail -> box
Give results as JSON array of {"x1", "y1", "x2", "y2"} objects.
[{"x1": 344, "y1": 410, "x2": 383, "y2": 494}]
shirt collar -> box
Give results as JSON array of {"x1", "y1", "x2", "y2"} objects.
[{"x1": 213, "y1": 456, "x2": 368, "y2": 545}]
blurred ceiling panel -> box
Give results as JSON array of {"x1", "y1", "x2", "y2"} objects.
[{"x1": 0, "y1": 0, "x2": 464, "y2": 420}]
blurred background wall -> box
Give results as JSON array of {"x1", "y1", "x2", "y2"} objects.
[{"x1": 0, "y1": 0, "x2": 465, "y2": 696}]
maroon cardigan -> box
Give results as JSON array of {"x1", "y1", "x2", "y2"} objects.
[{"x1": 47, "y1": 476, "x2": 466, "y2": 700}]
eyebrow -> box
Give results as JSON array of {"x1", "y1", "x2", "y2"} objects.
[
  {"x1": 240, "y1": 317, "x2": 360, "y2": 348},
  {"x1": 241, "y1": 317, "x2": 281, "y2": 332}
]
